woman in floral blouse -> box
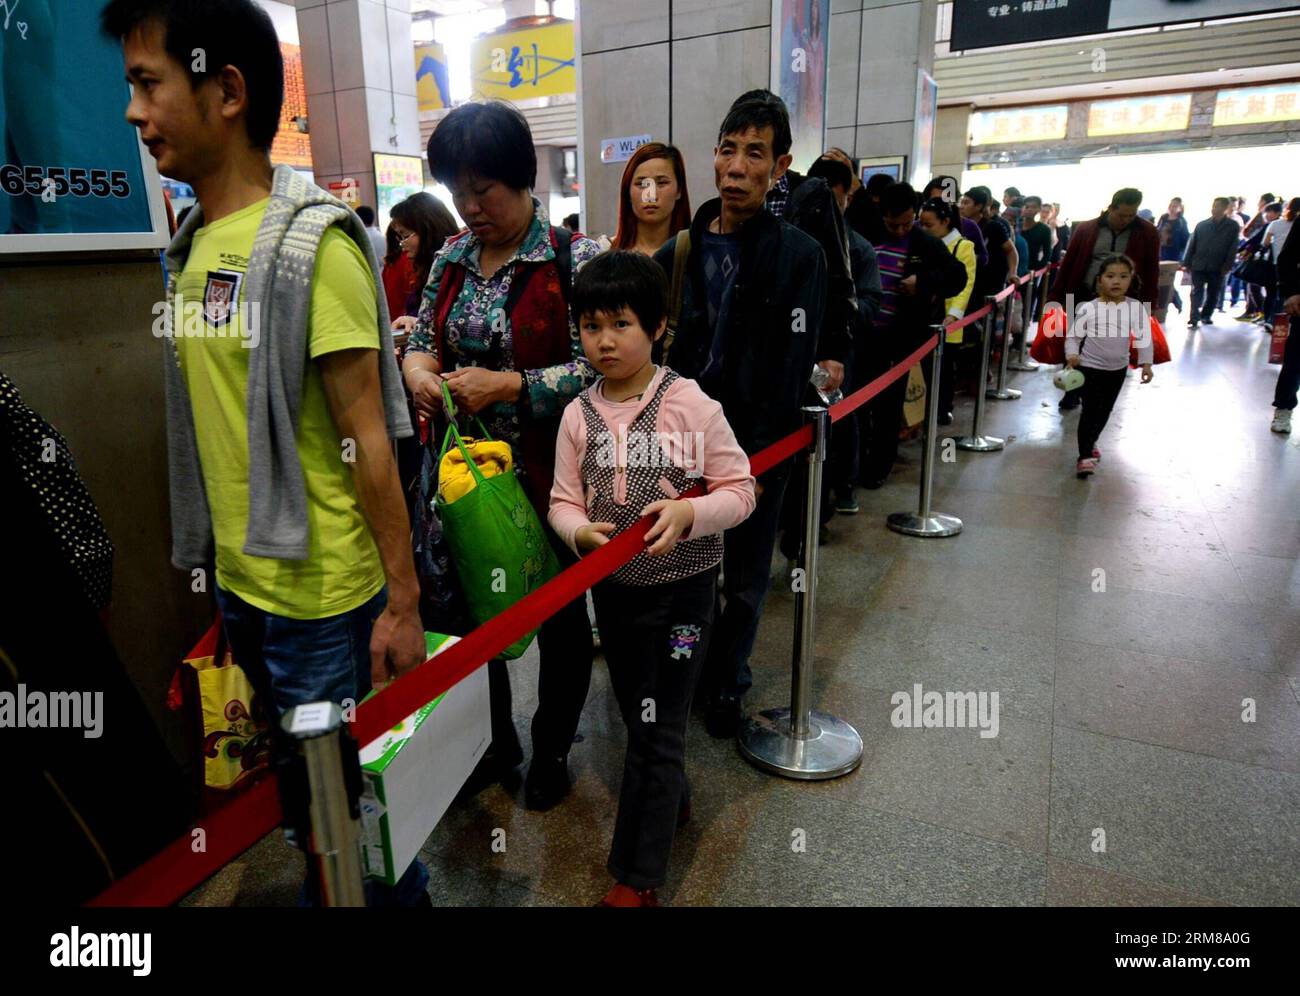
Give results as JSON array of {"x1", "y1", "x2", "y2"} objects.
[{"x1": 402, "y1": 101, "x2": 600, "y2": 811}]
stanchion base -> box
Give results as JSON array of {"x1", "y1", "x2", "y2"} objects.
[
  {"x1": 1008, "y1": 360, "x2": 1039, "y2": 371},
  {"x1": 985, "y1": 388, "x2": 1022, "y2": 400},
  {"x1": 954, "y1": 434, "x2": 1005, "y2": 452},
  {"x1": 887, "y1": 511, "x2": 963, "y2": 537},
  {"x1": 738, "y1": 708, "x2": 864, "y2": 780}
]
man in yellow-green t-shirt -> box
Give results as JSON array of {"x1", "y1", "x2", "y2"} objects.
[{"x1": 107, "y1": 0, "x2": 428, "y2": 905}]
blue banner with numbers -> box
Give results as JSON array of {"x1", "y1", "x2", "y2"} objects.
[{"x1": 1, "y1": 3, "x2": 156, "y2": 240}]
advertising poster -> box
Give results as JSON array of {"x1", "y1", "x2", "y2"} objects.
[
  {"x1": 0, "y1": 4, "x2": 167, "y2": 252},
  {"x1": 470, "y1": 22, "x2": 575, "y2": 101},
  {"x1": 373, "y1": 154, "x2": 425, "y2": 230},
  {"x1": 416, "y1": 42, "x2": 452, "y2": 112},
  {"x1": 770, "y1": 0, "x2": 830, "y2": 174},
  {"x1": 911, "y1": 70, "x2": 938, "y2": 190}
]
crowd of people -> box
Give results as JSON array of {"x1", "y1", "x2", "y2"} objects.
[{"x1": 72, "y1": 0, "x2": 1300, "y2": 909}]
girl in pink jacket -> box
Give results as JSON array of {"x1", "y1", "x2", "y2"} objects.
[{"x1": 549, "y1": 251, "x2": 755, "y2": 907}]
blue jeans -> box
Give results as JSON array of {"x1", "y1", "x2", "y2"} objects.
[{"x1": 215, "y1": 584, "x2": 430, "y2": 907}]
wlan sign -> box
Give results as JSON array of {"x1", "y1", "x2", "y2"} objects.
[{"x1": 600, "y1": 134, "x2": 652, "y2": 165}]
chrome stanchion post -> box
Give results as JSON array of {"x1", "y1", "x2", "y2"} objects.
[
  {"x1": 987, "y1": 286, "x2": 1022, "y2": 401},
  {"x1": 282, "y1": 702, "x2": 367, "y2": 907},
  {"x1": 1010, "y1": 269, "x2": 1041, "y2": 371},
  {"x1": 955, "y1": 296, "x2": 1005, "y2": 452},
  {"x1": 739, "y1": 406, "x2": 863, "y2": 779},
  {"x1": 888, "y1": 327, "x2": 963, "y2": 537}
]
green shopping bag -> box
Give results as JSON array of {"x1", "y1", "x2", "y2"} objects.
[{"x1": 433, "y1": 381, "x2": 558, "y2": 659}]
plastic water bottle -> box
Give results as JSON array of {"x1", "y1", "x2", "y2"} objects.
[{"x1": 810, "y1": 364, "x2": 842, "y2": 405}]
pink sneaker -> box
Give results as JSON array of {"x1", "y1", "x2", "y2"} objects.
[{"x1": 1076, "y1": 457, "x2": 1097, "y2": 479}]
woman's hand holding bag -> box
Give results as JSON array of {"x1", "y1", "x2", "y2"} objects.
[{"x1": 434, "y1": 381, "x2": 558, "y2": 659}]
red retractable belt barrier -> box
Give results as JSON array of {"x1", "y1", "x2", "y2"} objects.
[{"x1": 88, "y1": 329, "x2": 947, "y2": 908}]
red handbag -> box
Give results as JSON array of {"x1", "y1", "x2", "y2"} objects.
[
  {"x1": 1270, "y1": 315, "x2": 1290, "y2": 365},
  {"x1": 1130, "y1": 316, "x2": 1171, "y2": 367},
  {"x1": 1029, "y1": 307, "x2": 1066, "y2": 365}
]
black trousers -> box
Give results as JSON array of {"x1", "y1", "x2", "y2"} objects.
[
  {"x1": 859, "y1": 336, "x2": 919, "y2": 483},
  {"x1": 488, "y1": 527, "x2": 595, "y2": 763},
  {"x1": 1077, "y1": 365, "x2": 1128, "y2": 459},
  {"x1": 1190, "y1": 270, "x2": 1225, "y2": 322},
  {"x1": 701, "y1": 466, "x2": 790, "y2": 702},
  {"x1": 921, "y1": 338, "x2": 959, "y2": 417},
  {"x1": 593, "y1": 567, "x2": 717, "y2": 889},
  {"x1": 1273, "y1": 317, "x2": 1300, "y2": 411}
]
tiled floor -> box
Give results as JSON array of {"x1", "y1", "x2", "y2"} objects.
[{"x1": 188, "y1": 304, "x2": 1300, "y2": 907}]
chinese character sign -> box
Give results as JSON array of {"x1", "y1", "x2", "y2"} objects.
[
  {"x1": 968, "y1": 106, "x2": 1068, "y2": 146},
  {"x1": 1213, "y1": 83, "x2": 1300, "y2": 127},
  {"x1": 1087, "y1": 94, "x2": 1190, "y2": 136},
  {"x1": 373, "y1": 154, "x2": 425, "y2": 231}
]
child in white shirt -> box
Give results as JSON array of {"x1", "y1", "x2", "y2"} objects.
[{"x1": 1066, "y1": 254, "x2": 1154, "y2": 478}]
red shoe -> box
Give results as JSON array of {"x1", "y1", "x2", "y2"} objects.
[
  {"x1": 597, "y1": 883, "x2": 660, "y2": 907},
  {"x1": 1092, "y1": 447, "x2": 1101, "y2": 460},
  {"x1": 1076, "y1": 457, "x2": 1097, "y2": 479}
]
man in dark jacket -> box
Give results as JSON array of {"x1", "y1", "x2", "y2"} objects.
[
  {"x1": 1269, "y1": 218, "x2": 1300, "y2": 434},
  {"x1": 655, "y1": 95, "x2": 827, "y2": 738},
  {"x1": 1181, "y1": 197, "x2": 1242, "y2": 330},
  {"x1": 1046, "y1": 188, "x2": 1160, "y2": 312},
  {"x1": 804, "y1": 153, "x2": 882, "y2": 516},
  {"x1": 1045, "y1": 188, "x2": 1160, "y2": 409},
  {"x1": 859, "y1": 182, "x2": 967, "y2": 486},
  {"x1": 731, "y1": 91, "x2": 853, "y2": 390}
]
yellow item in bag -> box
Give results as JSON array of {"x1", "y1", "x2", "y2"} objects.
[{"x1": 438, "y1": 436, "x2": 513, "y2": 504}]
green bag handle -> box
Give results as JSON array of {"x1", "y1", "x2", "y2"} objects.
[{"x1": 437, "y1": 377, "x2": 501, "y2": 493}]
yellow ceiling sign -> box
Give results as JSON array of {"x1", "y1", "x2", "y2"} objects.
[
  {"x1": 1087, "y1": 95, "x2": 1190, "y2": 137},
  {"x1": 470, "y1": 22, "x2": 575, "y2": 101},
  {"x1": 1214, "y1": 84, "x2": 1300, "y2": 127},
  {"x1": 969, "y1": 106, "x2": 1068, "y2": 146}
]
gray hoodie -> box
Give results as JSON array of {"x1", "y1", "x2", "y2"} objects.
[{"x1": 162, "y1": 165, "x2": 412, "y2": 569}]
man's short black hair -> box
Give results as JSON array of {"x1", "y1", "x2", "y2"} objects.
[
  {"x1": 826, "y1": 147, "x2": 860, "y2": 172},
  {"x1": 356, "y1": 205, "x2": 376, "y2": 226},
  {"x1": 880, "y1": 182, "x2": 918, "y2": 218},
  {"x1": 964, "y1": 186, "x2": 991, "y2": 208},
  {"x1": 101, "y1": 0, "x2": 284, "y2": 151},
  {"x1": 1022, "y1": 195, "x2": 1043, "y2": 210},
  {"x1": 563, "y1": 213, "x2": 580, "y2": 231},
  {"x1": 573, "y1": 250, "x2": 668, "y2": 337},
  {"x1": 864, "y1": 172, "x2": 895, "y2": 197},
  {"x1": 1111, "y1": 187, "x2": 1143, "y2": 208},
  {"x1": 720, "y1": 90, "x2": 792, "y2": 159},
  {"x1": 427, "y1": 101, "x2": 537, "y2": 190},
  {"x1": 806, "y1": 156, "x2": 853, "y2": 195}
]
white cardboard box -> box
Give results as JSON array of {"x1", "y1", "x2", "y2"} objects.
[{"x1": 358, "y1": 634, "x2": 490, "y2": 885}]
